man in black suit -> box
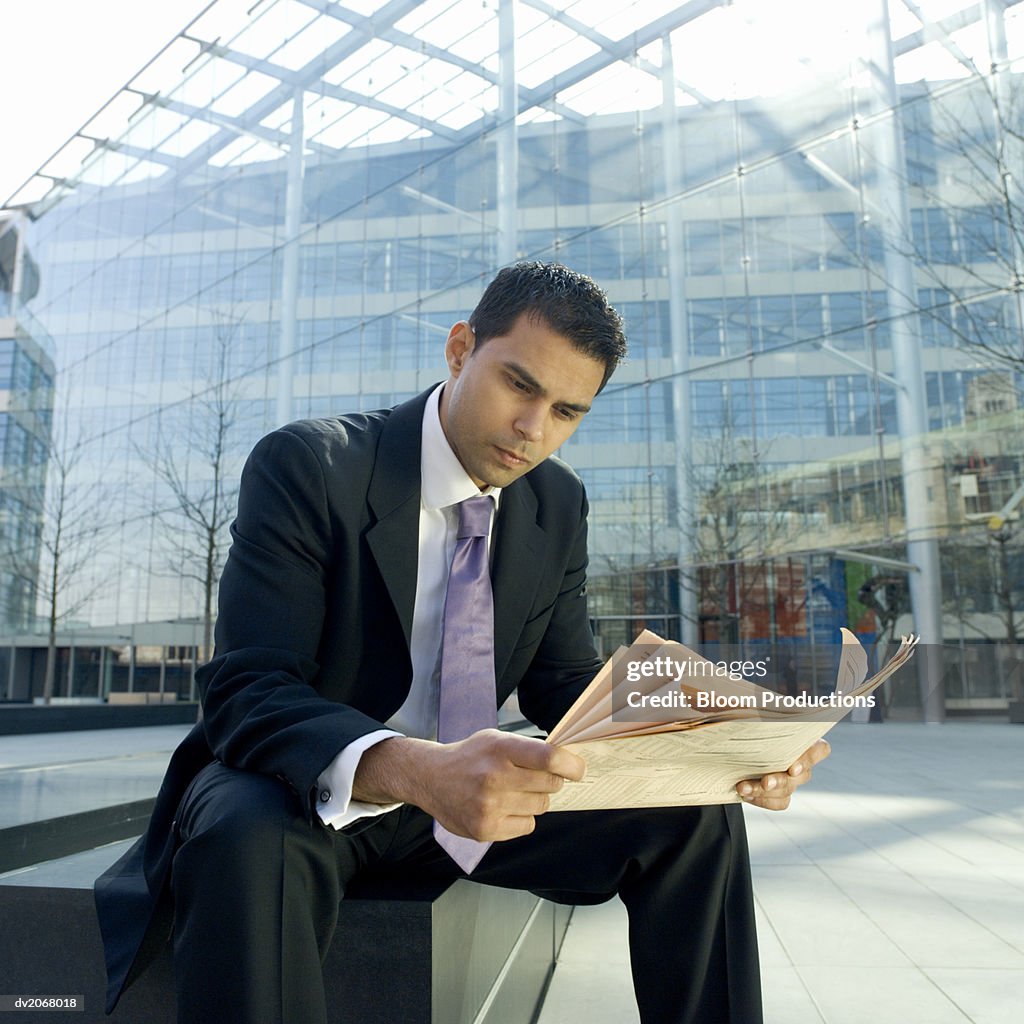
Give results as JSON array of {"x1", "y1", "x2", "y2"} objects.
[{"x1": 96, "y1": 262, "x2": 828, "y2": 1023}]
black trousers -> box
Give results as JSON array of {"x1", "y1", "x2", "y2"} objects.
[{"x1": 171, "y1": 762, "x2": 762, "y2": 1024}]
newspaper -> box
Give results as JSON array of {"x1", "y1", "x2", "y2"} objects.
[{"x1": 546, "y1": 629, "x2": 918, "y2": 811}]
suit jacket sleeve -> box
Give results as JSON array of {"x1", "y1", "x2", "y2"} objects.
[{"x1": 196, "y1": 425, "x2": 389, "y2": 816}]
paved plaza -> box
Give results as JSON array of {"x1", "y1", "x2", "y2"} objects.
[
  {"x1": 538, "y1": 722, "x2": 1024, "y2": 1024},
  {"x1": 2, "y1": 721, "x2": 1021, "y2": 1022}
]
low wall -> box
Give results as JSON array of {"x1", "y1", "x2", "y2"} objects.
[{"x1": 0, "y1": 702, "x2": 199, "y2": 734}]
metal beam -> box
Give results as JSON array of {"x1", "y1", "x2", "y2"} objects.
[
  {"x1": 832, "y1": 549, "x2": 920, "y2": 573},
  {"x1": 816, "y1": 342, "x2": 907, "y2": 391},
  {"x1": 399, "y1": 185, "x2": 489, "y2": 228},
  {"x1": 165, "y1": 0, "x2": 427, "y2": 184},
  {"x1": 901, "y1": 0, "x2": 984, "y2": 76},
  {"x1": 799, "y1": 151, "x2": 887, "y2": 220},
  {"x1": 83, "y1": 136, "x2": 182, "y2": 169},
  {"x1": 200, "y1": 41, "x2": 462, "y2": 142},
  {"x1": 521, "y1": 0, "x2": 715, "y2": 108},
  {"x1": 298, "y1": 0, "x2": 501, "y2": 85},
  {"x1": 890, "y1": 0, "x2": 1024, "y2": 57},
  {"x1": 512, "y1": 0, "x2": 722, "y2": 122},
  {"x1": 131, "y1": 90, "x2": 295, "y2": 152}
]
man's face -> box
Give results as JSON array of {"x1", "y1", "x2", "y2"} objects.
[{"x1": 438, "y1": 313, "x2": 605, "y2": 489}]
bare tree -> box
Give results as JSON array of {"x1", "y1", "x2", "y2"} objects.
[
  {"x1": 2, "y1": 427, "x2": 114, "y2": 702},
  {"x1": 585, "y1": 422, "x2": 796, "y2": 649},
  {"x1": 792, "y1": 60, "x2": 1024, "y2": 386},
  {"x1": 583, "y1": 464, "x2": 680, "y2": 651},
  {"x1": 142, "y1": 316, "x2": 248, "y2": 662},
  {"x1": 798, "y1": 64, "x2": 1024, "y2": 674},
  {"x1": 886, "y1": 63, "x2": 1024, "y2": 376},
  {"x1": 682, "y1": 430, "x2": 794, "y2": 644},
  {"x1": 989, "y1": 522, "x2": 1024, "y2": 704}
]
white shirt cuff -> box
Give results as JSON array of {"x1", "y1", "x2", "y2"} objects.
[{"x1": 315, "y1": 729, "x2": 404, "y2": 830}]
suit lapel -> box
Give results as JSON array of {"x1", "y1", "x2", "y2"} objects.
[
  {"x1": 365, "y1": 390, "x2": 433, "y2": 650},
  {"x1": 491, "y1": 478, "x2": 549, "y2": 682}
]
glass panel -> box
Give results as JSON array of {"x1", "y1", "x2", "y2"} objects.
[{"x1": 8, "y1": 0, "x2": 1023, "y2": 721}]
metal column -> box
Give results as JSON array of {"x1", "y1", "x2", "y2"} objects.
[
  {"x1": 661, "y1": 38, "x2": 698, "y2": 645},
  {"x1": 985, "y1": 0, "x2": 1024, "y2": 332},
  {"x1": 67, "y1": 640, "x2": 75, "y2": 699},
  {"x1": 6, "y1": 640, "x2": 15, "y2": 701},
  {"x1": 496, "y1": 0, "x2": 518, "y2": 268},
  {"x1": 869, "y1": 1, "x2": 945, "y2": 722},
  {"x1": 276, "y1": 88, "x2": 305, "y2": 427},
  {"x1": 8, "y1": 213, "x2": 25, "y2": 308}
]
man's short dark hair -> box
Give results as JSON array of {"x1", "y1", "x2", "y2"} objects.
[{"x1": 468, "y1": 262, "x2": 627, "y2": 391}]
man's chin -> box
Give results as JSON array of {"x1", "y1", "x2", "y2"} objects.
[
  {"x1": 477, "y1": 447, "x2": 536, "y2": 486},
  {"x1": 475, "y1": 459, "x2": 535, "y2": 489}
]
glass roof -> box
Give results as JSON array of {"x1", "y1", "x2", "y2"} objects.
[{"x1": 7, "y1": 0, "x2": 1024, "y2": 209}]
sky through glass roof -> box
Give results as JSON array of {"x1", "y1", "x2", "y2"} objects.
[{"x1": 6, "y1": 0, "x2": 1024, "y2": 209}]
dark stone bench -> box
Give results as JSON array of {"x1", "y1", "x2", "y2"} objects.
[{"x1": 0, "y1": 843, "x2": 572, "y2": 1023}]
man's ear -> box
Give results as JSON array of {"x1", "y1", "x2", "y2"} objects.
[{"x1": 444, "y1": 321, "x2": 475, "y2": 377}]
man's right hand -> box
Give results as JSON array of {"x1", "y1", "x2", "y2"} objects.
[{"x1": 352, "y1": 730, "x2": 585, "y2": 842}]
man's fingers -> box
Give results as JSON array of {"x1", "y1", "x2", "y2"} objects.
[
  {"x1": 737, "y1": 775, "x2": 794, "y2": 800},
  {"x1": 736, "y1": 738, "x2": 831, "y2": 810},
  {"x1": 747, "y1": 794, "x2": 792, "y2": 811},
  {"x1": 737, "y1": 770, "x2": 801, "y2": 802},
  {"x1": 506, "y1": 790, "x2": 552, "y2": 816},
  {"x1": 547, "y1": 745, "x2": 586, "y2": 782},
  {"x1": 501, "y1": 765, "x2": 565, "y2": 795},
  {"x1": 493, "y1": 732, "x2": 586, "y2": 781},
  {"x1": 788, "y1": 738, "x2": 831, "y2": 777},
  {"x1": 736, "y1": 777, "x2": 796, "y2": 810},
  {"x1": 808, "y1": 738, "x2": 831, "y2": 767},
  {"x1": 494, "y1": 814, "x2": 540, "y2": 841}
]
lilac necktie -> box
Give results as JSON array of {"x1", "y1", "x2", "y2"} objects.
[{"x1": 433, "y1": 495, "x2": 497, "y2": 873}]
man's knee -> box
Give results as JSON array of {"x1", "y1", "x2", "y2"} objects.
[
  {"x1": 174, "y1": 763, "x2": 314, "y2": 874},
  {"x1": 606, "y1": 803, "x2": 738, "y2": 851}
]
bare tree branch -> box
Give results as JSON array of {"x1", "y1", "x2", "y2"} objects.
[
  {"x1": 2, "y1": 424, "x2": 118, "y2": 702},
  {"x1": 135, "y1": 310, "x2": 250, "y2": 661}
]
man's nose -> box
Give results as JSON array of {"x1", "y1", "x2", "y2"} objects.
[{"x1": 514, "y1": 404, "x2": 545, "y2": 442}]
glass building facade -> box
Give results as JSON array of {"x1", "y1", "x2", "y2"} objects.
[
  {"x1": 3, "y1": 0, "x2": 1023, "y2": 715},
  {"x1": 0, "y1": 213, "x2": 54, "y2": 635}
]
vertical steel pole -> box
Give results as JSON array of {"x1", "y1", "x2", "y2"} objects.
[
  {"x1": 127, "y1": 637, "x2": 135, "y2": 693},
  {"x1": 497, "y1": 0, "x2": 518, "y2": 268},
  {"x1": 869, "y1": 1, "x2": 945, "y2": 722},
  {"x1": 661, "y1": 38, "x2": 698, "y2": 645},
  {"x1": 277, "y1": 87, "x2": 305, "y2": 426}
]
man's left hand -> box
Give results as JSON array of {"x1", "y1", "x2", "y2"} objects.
[{"x1": 735, "y1": 739, "x2": 831, "y2": 810}]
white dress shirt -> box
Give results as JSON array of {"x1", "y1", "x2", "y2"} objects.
[{"x1": 315, "y1": 384, "x2": 501, "y2": 830}]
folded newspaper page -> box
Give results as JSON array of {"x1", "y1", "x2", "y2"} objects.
[{"x1": 546, "y1": 629, "x2": 918, "y2": 811}]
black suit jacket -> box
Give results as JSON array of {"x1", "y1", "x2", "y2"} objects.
[{"x1": 95, "y1": 386, "x2": 602, "y2": 1010}]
